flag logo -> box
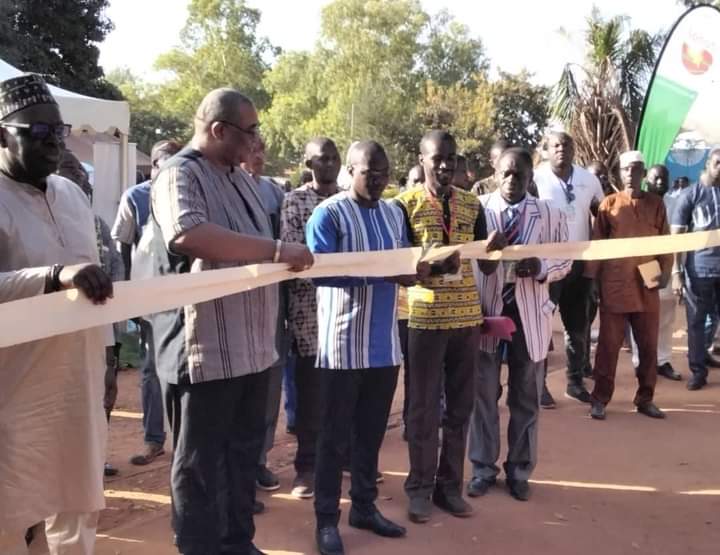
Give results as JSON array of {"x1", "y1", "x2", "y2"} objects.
[{"x1": 682, "y1": 42, "x2": 713, "y2": 75}]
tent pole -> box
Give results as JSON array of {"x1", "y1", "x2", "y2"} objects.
[{"x1": 120, "y1": 132, "x2": 129, "y2": 191}]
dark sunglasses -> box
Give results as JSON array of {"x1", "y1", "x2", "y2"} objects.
[{"x1": 0, "y1": 122, "x2": 72, "y2": 141}]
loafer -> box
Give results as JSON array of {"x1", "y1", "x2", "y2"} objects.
[
  {"x1": 349, "y1": 507, "x2": 406, "y2": 538},
  {"x1": 637, "y1": 402, "x2": 666, "y2": 419},
  {"x1": 506, "y1": 478, "x2": 530, "y2": 501},
  {"x1": 657, "y1": 363, "x2": 681, "y2": 381},
  {"x1": 103, "y1": 462, "x2": 118, "y2": 477},
  {"x1": 291, "y1": 472, "x2": 314, "y2": 499},
  {"x1": 316, "y1": 525, "x2": 344, "y2": 555},
  {"x1": 590, "y1": 400, "x2": 606, "y2": 420},
  {"x1": 467, "y1": 476, "x2": 495, "y2": 497},
  {"x1": 565, "y1": 384, "x2": 591, "y2": 404},
  {"x1": 129, "y1": 442, "x2": 165, "y2": 466},
  {"x1": 256, "y1": 465, "x2": 280, "y2": 491},
  {"x1": 432, "y1": 491, "x2": 473, "y2": 517},
  {"x1": 687, "y1": 377, "x2": 707, "y2": 391},
  {"x1": 408, "y1": 496, "x2": 432, "y2": 523},
  {"x1": 540, "y1": 385, "x2": 556, "y2": 409}
]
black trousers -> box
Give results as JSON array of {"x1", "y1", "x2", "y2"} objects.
[
  {"x1": 549, "y1": 261, "x2": 593, "y2": 386},
  {"x1": 314, "y1": 366, "x2": 399, "y2": 527},
  {"x1": 166, "y1": 371, "x2": 269, "y2": 555},
  {"x1": 404, "y1": 326, "x2": 479, "y2": 499},
  {"x1": 399, "y1": 319, "x2": 410, "y2": 427},
  {"x1": 294, "y1": 354, "x2": 323, "y2": 473}
]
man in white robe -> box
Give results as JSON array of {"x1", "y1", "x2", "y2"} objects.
[{"x1": 0, "y1": 74, "x2": 114, "y2": 555}]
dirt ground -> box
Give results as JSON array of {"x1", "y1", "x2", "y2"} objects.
[{"x1": 34, "y1": 307, "x2": 720, "y2": 554}]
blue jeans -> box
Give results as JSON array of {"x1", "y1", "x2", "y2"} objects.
[
  {"x1": 139, "y1": 319, "x2": 166, "y2": 446},
  {"x1": 685, "y1": 275, "x2": 720, "y2": 381},
  {"x1": 283, "y1": 352, "x2": 297, "y2": 428}
]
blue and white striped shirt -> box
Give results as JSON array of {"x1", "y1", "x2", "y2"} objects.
[{"x1": 306, "y1": 192, "x2": 409, "y2": 370}]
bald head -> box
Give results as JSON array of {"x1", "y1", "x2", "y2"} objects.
[
  {"x1": 305, "y1": 137, "x2": 337, "y2": 162},
  {"x1": 545, "y1": 131, "x2": 575, "y2": 174},
  {"x1": 194, "y1": 88, "x2": 254, "y2": 132},
  {"x1": 420, "y1": 129, "x2": 456, "y2": 155},
  {"x1": 347, "y1": 140, "x2": 390, "y2": 206},
  {"x1": 190, "y1": 87, "x2": 259, "y2": 167},
  {"x1": 347, "y1": 140, "x2": 387, "y2": 167}
]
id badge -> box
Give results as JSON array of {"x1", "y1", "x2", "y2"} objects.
[{"x1": 505, "y1": 262, "x2": 517, "y2": 283}]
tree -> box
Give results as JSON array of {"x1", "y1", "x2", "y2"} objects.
[
  {"x1": 552, "y1": 10, "x2": 661, "y2": 186},
  {"x1": 154, "y1": 0, "x2": 278, "y2": 125},
  {"x1": 262, "y1": 0, "x2": 428, "y2": 176},
  {"x1": 107, "y1": 69, "x2": 188, "y2": 154},
  {"x1": 0, "y1": 0, "x2": 120, "y2": 99},
  {"x1": 421, "y1": 9, "x2": 489, "y2": 88},
  {"x1": 262, "y1": 0, "x2": 493, "y2": 177},
  {"x1": 490, "y1": 71, "x2": 549, "y2": 151}
]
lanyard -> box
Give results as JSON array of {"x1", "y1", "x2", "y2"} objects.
[
  {"x1": 425, "y1": 185, "x2": 456, "y2": 241},
  {"x1": 558, "y1": 167, "x2": 575, "y2": 204}
]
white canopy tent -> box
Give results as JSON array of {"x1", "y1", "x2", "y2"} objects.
[{"x1": 0, "y1": 58, "x2": 135, "y2": 226}]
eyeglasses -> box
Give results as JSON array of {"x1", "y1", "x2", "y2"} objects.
[
  {"x1": 218, "y1": 120, "x2": 261, "y2": 138},
  {"x1": 0, "y1": 122, "x2": 72, "y2": 141}
]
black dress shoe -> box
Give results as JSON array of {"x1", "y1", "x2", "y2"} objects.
[
  {"x1": 408, "y1": 496, "x2": 432, "y2": 523},
  {"x1": 248, "y1": 545, "x2": 267, "y2": 555},
  {"x1": 506, "y1": 478, "x2": 530, "y2": 501},
  {"x1": 432, "y1": 491, "x2": 473, "y2": 517},
  {"x1": 540, "y1": 385, "x2": 556, "y2": 409},
  {"x1": 316, "y1": 526, "x2": 344, "y2": 555},
  {"x1": 349, "y1": 507, "x2": 406, "y2": 538},
  {"x1": 565, "y1": 384, "x2": 591, "y2": 403},
  {"x1": 657, "y1": 363, "x2": 681, "y2": 381},
  {"x1": 467, "y1": 477, "x2": 496, "y2": 497},
  {"x1": 687, "y1": 377, "x2": 707, "y2": 391},
  {"x1": 637, "y1": 402, "x2": 666, "y2": 419},
  {"x1": 590, "y1": 400, "x2": 606, "y2": 420}
]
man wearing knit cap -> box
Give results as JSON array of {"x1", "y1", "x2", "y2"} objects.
[
  {"x1": 0, "y1": 74, "x2": 114, "y2": 554},
  {"x1": 584, "y1": 150, "x2": 671, "y2": 420}
]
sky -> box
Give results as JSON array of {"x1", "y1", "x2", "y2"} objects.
[{"x1": 99, "y1": 0, "x2": 687, "y2": 85}]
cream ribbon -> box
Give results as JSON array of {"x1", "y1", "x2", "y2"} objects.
[{"x1": 1, "y1": 230, "x2": 718, "y2": 349}]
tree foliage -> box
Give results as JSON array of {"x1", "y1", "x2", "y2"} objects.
[
  {"x1": 0, "y1": 0, "x2": 120, "y2": 99},
  {"x1": 551, "y1": 10, "x2": 661, "y2": 187},
  {"x1": 107, "y1": 69, "x2": 188, "y2": 154},
  {"x1": 154, "y1": 0, "x2": 278, "y2": 125}
]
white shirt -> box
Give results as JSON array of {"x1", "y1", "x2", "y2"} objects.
[{"x1": 533, "y1": 163, "x2": 604, "y2": 242}]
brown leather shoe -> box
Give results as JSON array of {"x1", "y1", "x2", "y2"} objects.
[{"x1": 130, "y1": 442, "x2": 165, "y2": 466}]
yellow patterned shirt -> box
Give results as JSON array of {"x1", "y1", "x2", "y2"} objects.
[{"x1": 394, "y1": 185, "x2": 486, "y2": 330}]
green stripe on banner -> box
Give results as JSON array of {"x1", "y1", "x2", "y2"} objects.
[{"x1": 637, "y1": 75, "x2": 697, "y2": 167}]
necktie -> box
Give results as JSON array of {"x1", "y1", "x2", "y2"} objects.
[{"x1": 502, "y1": 207, "x2": 521, "y2": 305}]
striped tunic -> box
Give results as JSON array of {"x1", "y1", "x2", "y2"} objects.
[
  {"x1": 151, "y1": 148, "x2": 279, "y2": 384},
  {"x1": 306, "y1": 192, "x2": 408, "y2": 370}
]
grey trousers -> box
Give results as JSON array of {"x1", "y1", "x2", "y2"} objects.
[
  {"x1": 258, "y1": 363, "x2": 283, "y2": 467},
  {"x1": 468, "y1": 311, "x2": 544, "y2": 482}
]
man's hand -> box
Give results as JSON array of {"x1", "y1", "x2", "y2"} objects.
[
  {"x1": 440, "y1": 251, "x2": 461, "y2": 274},
  {"x1": 388, "y1": 261, "x2": 432, "y2": 287},
  {"x1": 672, "y1": 272, "x2": 684, "y2": 296},
  {"x1": 516, "y1": 257, "x2": 542, "y2": 279},
  {"x1": 486, "y1": 230, "x2": 507, "y2": 253},
  {"x1": 59, "y1": 263, "x2": 114, "y2": 304},
  {"x1": 279, "y1": 242, "x2": 315, "y2": 272}
]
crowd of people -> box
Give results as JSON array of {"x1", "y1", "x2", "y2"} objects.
[{"x1": 1, "y1": 73, "x2": 718, "y2": 555}]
